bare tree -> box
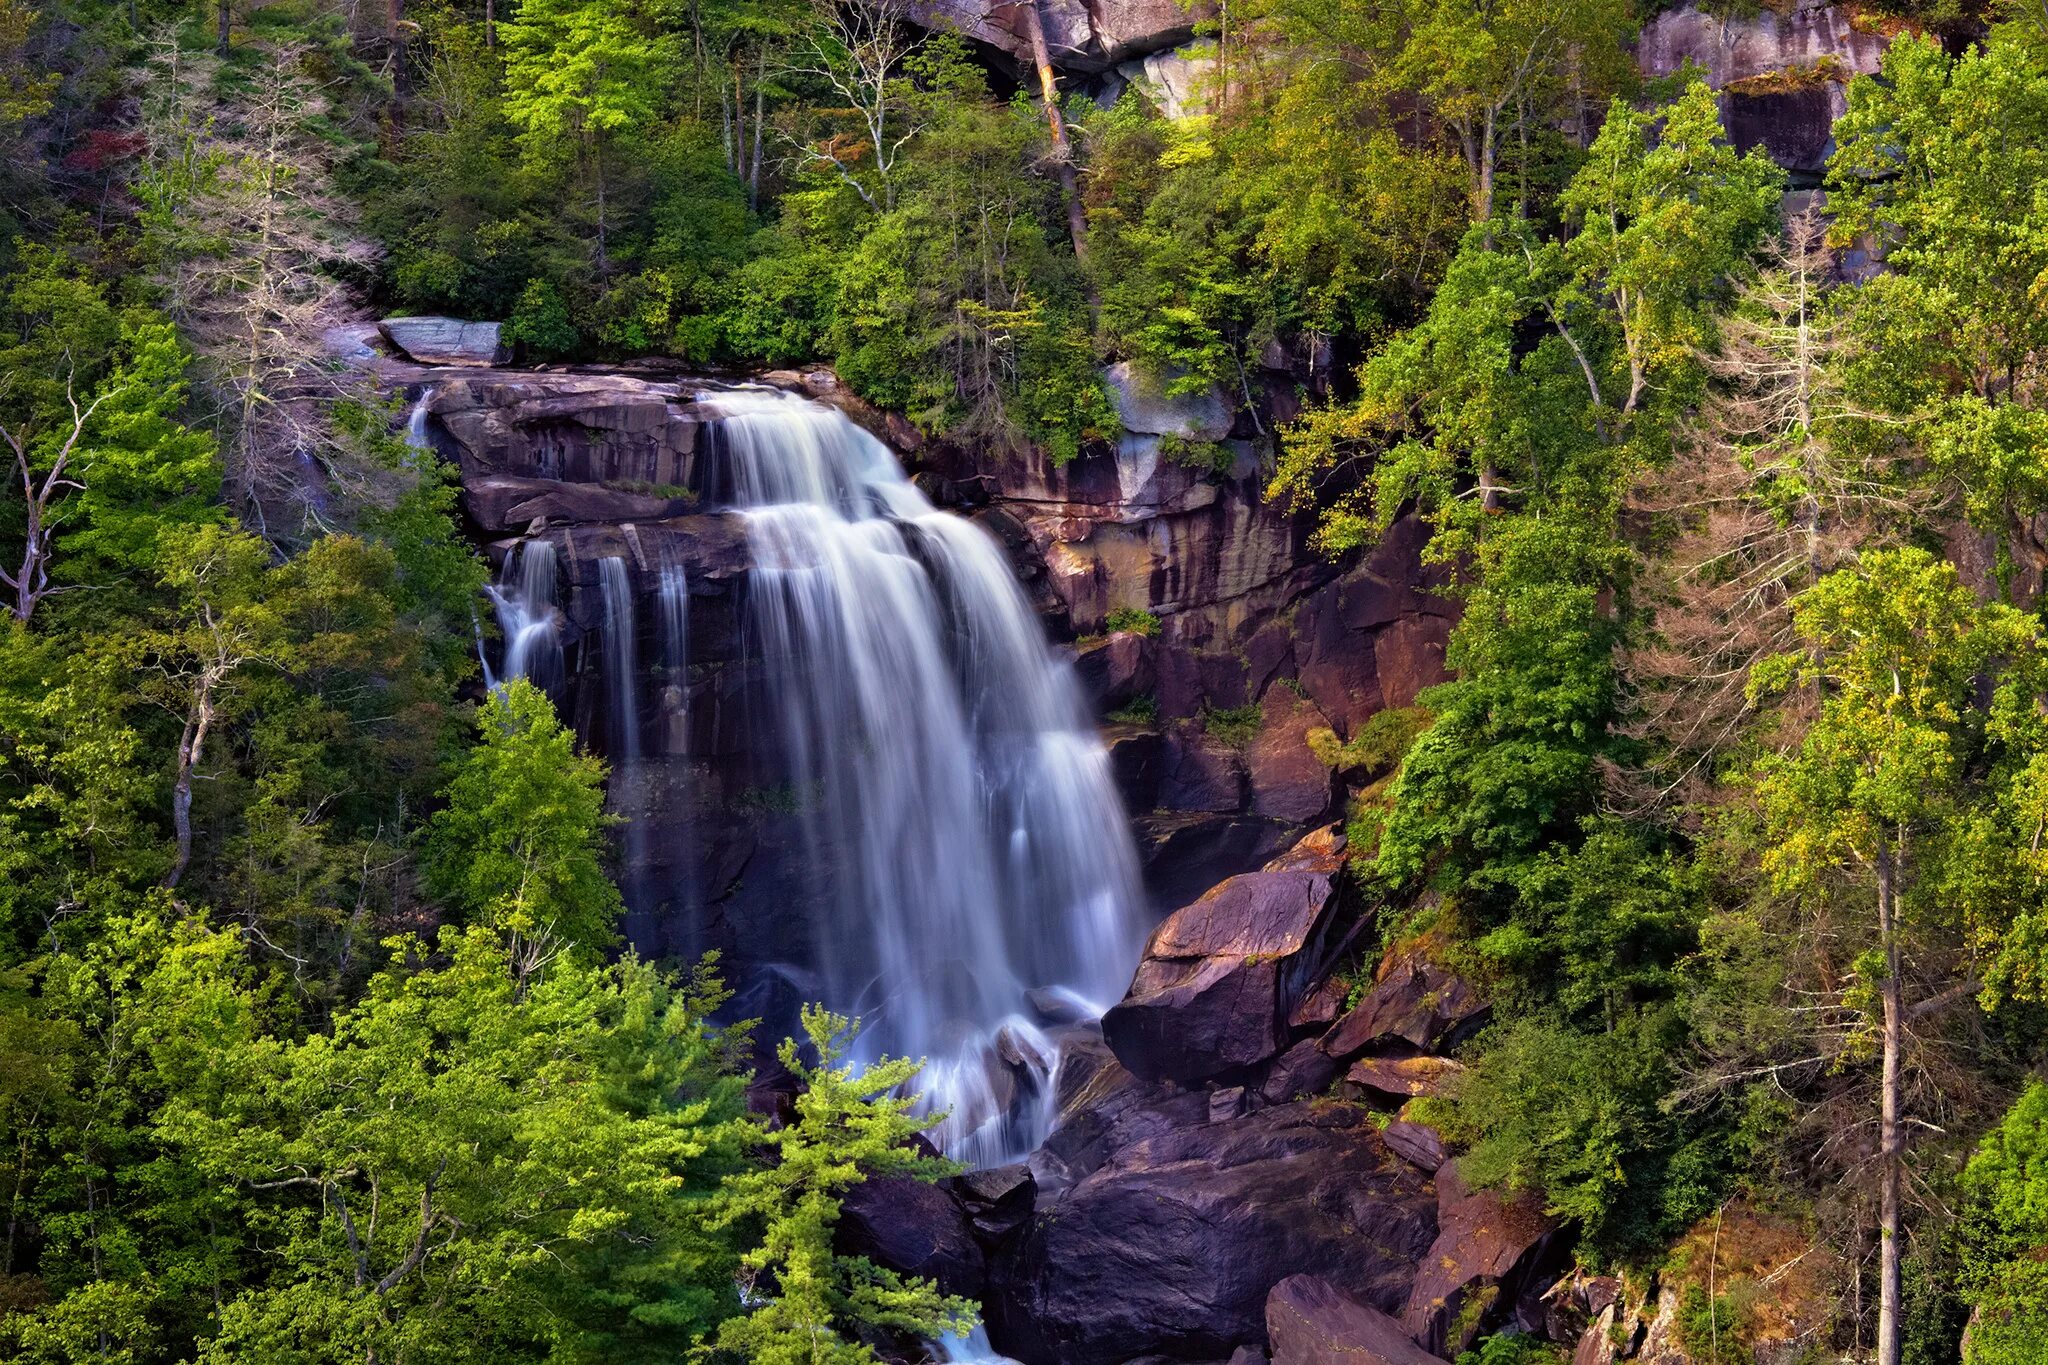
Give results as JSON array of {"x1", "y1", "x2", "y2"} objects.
[
  {"x1": 782, "y1": 0, "x2": 920, "y2": 211},
  {"x1": 0, "y1": 380, "x2": 115, "y2": 624},
  {"x1": 1619, "y1": 208, "x2": 1918, "y2": 806},
  {"x1": 136, "y1": 36, "x2": 375, "y2": 534}
]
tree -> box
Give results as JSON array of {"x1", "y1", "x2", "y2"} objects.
[
  {"x1": 1956, "y1": 1083, "x2": 2048, "y2": 1365},
  {"x1": 500, "y1": 0, "x2": 674, "y2": 278},
  {"x1": 710, "y1": 1005, "x2": 976, "y2": 1364},
  {"x1": 135, "y1": 38, "x2": 373, "y2": 528},
  {"x1": 1828, "y1": 32, "x2": 2048, "y2": 595},
  {"x1": 422, "y1": 679, "x2": 621, "y2": 988},
  {"x1": 1747, "y1": 548, "x2": 2048, "y2": 1365},
  {"x1": 781, "y1": 0, "x2": 920, "y2": 212},
  {"x1": 1624, "y1": 207, "x2": 1912, "y2": 800}
]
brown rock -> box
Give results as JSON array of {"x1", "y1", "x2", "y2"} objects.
[
  {"x1": 1248, "y1": 688, "x2": 1336, "y2": 825},
  {"x1": 1075, "y1": 629, "x2": 1157, "y2": 708},
  {"x1": 1265, "y1": 1274, "x2": 1449, "y2": 1365},
  {"x1": 987, "y1": 1105, "x2": 1437, "y2": 1365},
  {"x1": 1260, "y1": 1037, "x2": 1341, "y2": 1105},
  {"x1": 1346, "y1": 1054, "x2": 1464, "y2": 1101},
  {"x1": 1572, "y1": 1304, "x2": 1618, "y2": 1365},
  {"x1": 836, "y1": 1175, "x2": 986, "y2": 1299},
  {"x1": 1320, "y1": 945, "x2": 1486, "y2": 1061},
  {"x1": 1159, "y1": 725, "x2": 1246, "y2": 813},
  {"x1": 1400, "y1": 1163, "x2": 1560, "y2": 1357},
  {"x1": 1379, "y1": 1120, "x2": 1447, "y2": 1173},
  {"x1": 1101, "y1": 858, "x2": 1341, "y2": 1083}
]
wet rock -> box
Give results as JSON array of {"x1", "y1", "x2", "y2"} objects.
[
  {"x1": 1265, "y1": 1274, "x2": 1449, "y2": 1365},
  {"x1": 1133, "y1": 812, "x2": 1299, "y2": 909},
  {"x1": 1320, "y1": 944, "x2": 1487, "y2": 1062},
  {"x1": 378, "y1": 315, "x2": 506, "y2": 365},
  {"x1": 837, "y1": 1175, "x2": 986, "y2": 1300},
  {"x1": 1346, "y1": 1054, "x2": 1464, "y2": 1102},
  {"x1": 1104, "y1": 727, "x2": 1165, "y2": 813},
  {"x1": 464, "y1": 474, "x2": 694, "y2": 534},
  {"x1": 1399, "y1": 1163, "x2": 1561, "y2": 1358},
  {"x1": 956, "y1": 1162, "x2": 1037, "y2": 1244},
  {"x1": 1105, "y1": 360, "x2": 1233, "y2": 442},
  {"x1": 1102, "y1": 837, "x2": 1345, "y2": 1083},
  {"x1": 1158, "y1": 725, "x2": 1247, "y2": 813},
  {"x1": 987, "y1": 1103, "x2": 1438, "y2": 1365}
]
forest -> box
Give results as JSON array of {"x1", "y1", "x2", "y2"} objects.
[{"x1": 5, "y1": 0, "x2": 2048, "y2": 1361}]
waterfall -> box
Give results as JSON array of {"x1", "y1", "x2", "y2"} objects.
[
  {"x1": 707, "y1": 387, "x2": 1145, "y2": 1166},
  {"x1": 599, "y1": 556, "x2": 642, "y2": 764},
  {"x1": 404, "y1": 391, "x2": 432, "y2": 456},
  {"x1": 485, "y1": 540, "x2": 563, "y2": 696},
  {"x1": 658, "y1": 561, "x2": 689, "y2": 675}
]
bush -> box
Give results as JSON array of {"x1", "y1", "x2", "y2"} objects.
[{"x1": 1104, "y1": 606, "x2": 1161, "y2": 636}]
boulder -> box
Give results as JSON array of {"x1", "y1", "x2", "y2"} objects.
[
  {"x1": 1259, "y1": 1037, "x2": 1341, "y2": 1105},
  {"x1": 1319, "y1": 944, "x2": 1487, "y2": 1062},
  {"x1": 1265, "y1": 1275, "x2": 1450, "y2": 1365},
  {"x1": 1379, "y1": 1119, "x2": 1447, "y2": 1174},
  {"x1": 1102, "y1": 836, "x2": 1345, "y2": 1082},
  {"x1": 1399, "y1": 1163, "x2": 1561, "y2": 1358},
  {"x1": 1345, "y1": 1054, "x2": 1464, "y2": 1101},
  {"x1": 1133, "y1": 812, "x2": 1299, "y2": 910},
  {"x1": 987, "y1": 1103, "x2": 1439, "y2": 1364},
  {"x1": 836, "y1": 1175, "x2": 987, "y2": 1300},
  {"x1": 377, "y1": 315, "x2": 507, "y2": 366},
  {"x1": 1105, "y1": 360, "x2": 1233, "y2": 442},
  {"x1": 955, "y1": 1162, "x2": 1037, "y2": 1244},
  {"x1": 1158, "y1": 726, "x2": 1247, "y2": 813}
]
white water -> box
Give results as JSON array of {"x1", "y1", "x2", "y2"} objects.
[
  {"x1": 710, "y1": 387, "x2": 1144, "y2": 1166},
  {"x1": 938, "y1": 1327, "x2": 1021, "y2": 1363},
  {"x1": 485, "y1": 540, "x2": 564, "y2": 696}
]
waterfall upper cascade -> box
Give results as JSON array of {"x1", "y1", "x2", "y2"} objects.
[{"x1": 708, "y1": 387, "x2": 1145, "y2": 1166}]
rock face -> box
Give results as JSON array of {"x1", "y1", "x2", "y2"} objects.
[
  {"x1": 988, "y1": 1103, "x2": 1439, "y2": 1364},
  {"x1": 377, "y1": 315, "x2": 507, "y2": 366},
  {"x1": 907, "y1": 0, "x2": 1213, "y2": 74},
  {"x1": 1102, "y1": 832, "x2": 1345, "y2": 1083},
  {"x1": 1637, "y1": 3, "x2": 1893, "y2": 179},
  {"x1": 1266, "y1": 1275, "x2": 1450, "y2": 1365}
]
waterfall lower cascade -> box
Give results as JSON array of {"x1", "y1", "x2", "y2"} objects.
[
  {"x1": 710, "y1": 388, "x2": 1146, "y2": 1167},
  {"x1": 484, "y1": 540, "x2": 564, "y2": 696}
]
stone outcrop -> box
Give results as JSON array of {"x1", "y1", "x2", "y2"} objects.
[
  {"x1": 836, "y1": 1176, "x2": 987, "y2": 1299},
  {"x1": 906, "y1": 0, "x2": 1213, "y2": 74},
  {"x1": 1266, "y1": 1275, "x2": 1450, "y2": 1365},
  {"x1": 1320, "y1": 940, "x2": 1489, "y2": 1062},
  {"x1": 1637, "y1": 3, "x2": 1894, "y2": 179},
  {"x1": 378, "y1": 315, "x2": 507, "y2": 366},
  {"x1": 1102, "y1": 830, "x2": 1345, "y2": 1083}
]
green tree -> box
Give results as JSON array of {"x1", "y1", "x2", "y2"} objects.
[
  {"x1": 423, "y1": 679, "x2": 621, "y2": 986},
  {"x1": 499, "y1": 0, "x2": 675, "y2": 278},
  {"x1": 1956, "y1": 1083, "x2": 2048, "y2": 1365},
  {"x1": 1829, "y1": 32, "x2": 2048, "y2": 594},
  {"x1": 711, "y1": 1005, "x2": 975, "y2": 1364},
  {"x1": 1748, "y1": 548, "x2": 2048, "y2": 1365}
]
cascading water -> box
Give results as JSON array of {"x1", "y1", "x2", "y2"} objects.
[
  {"x1": 485, "y1": 540, "x2": 564, "y2": 696},
  {"x1": 599, "y1": 557, "x2": 642, "y2": 765},
  {"x1": 707, "y1": 388, "x2": 1144, "y2": 1167}
]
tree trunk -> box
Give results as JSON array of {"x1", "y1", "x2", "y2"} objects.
[
  {"x1": 748, "y1": 45, "x2": 765, "y2": 211},
  {"x1": 164, "y1": 671, "x2": 218, "y2": 890},
  {"x1": 1018, "y1": 0, "x2": 1089, "y2": 262},
  {"x1": 1876, "y1": 832, "x2": 1904, "y2": 1365},
  {"x1": 387, "y1": 0, "x2": 407, "y2": 99},
  {"x1": 593, "y1": 142, "x2": 610, "y2": 281},
  {"x1": 216, "y1": 0, "x2": 230, "y2": 54}
]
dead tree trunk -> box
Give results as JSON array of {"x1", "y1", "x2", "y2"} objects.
[{"x1": 1017, "y1": 0, "x2": 1088, "y2": 262}]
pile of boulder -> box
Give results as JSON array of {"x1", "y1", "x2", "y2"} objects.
[{"x1": 837, "y1": 827, "x2": 1575, "y2": 1365}]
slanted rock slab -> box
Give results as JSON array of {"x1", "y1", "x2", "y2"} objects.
[{"x1": 1265, "y1": 1274, "x2": 1449, "y2": 1365}]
